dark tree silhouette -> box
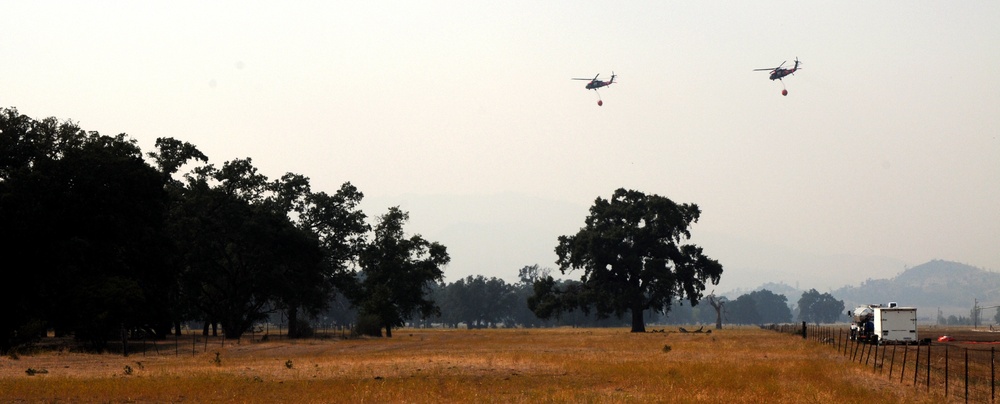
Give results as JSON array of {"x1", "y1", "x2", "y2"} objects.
[
  {"x1": 747, "y1": 289, "x2": 792, "y2": 324},
  {"x1": 539, "y1": 189, "x2": 723, "y2": 332},
  {"x1": 353, "y1": 207, "x2": 449, "y2": 337},
  {"x1": 171, "y1": 158, "x2": 329, "y2": 339},
  {"x1": 1, "y1": 108, "x2": 175, "y2": 351},
  {"x1": 797, "y1": 289, "x2": 845, "y2": 325}
]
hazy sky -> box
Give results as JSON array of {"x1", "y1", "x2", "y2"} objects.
[{"x1": 4, "y1": 2, "x2": 998, "y2": 293}]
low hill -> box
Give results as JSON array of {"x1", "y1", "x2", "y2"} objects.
[
  {"x1": 833, "y1": 260, "x2": 1000, "y2": 319},
  {"x1": 723, "y1": 260, "x2": 1000, "y2": 323}
]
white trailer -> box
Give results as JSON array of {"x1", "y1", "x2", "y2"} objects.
[
  {"x1": 872, "y1": 306, "x2": 917, "y2": 344},
  {"x1": 848, "y1": 302, "x2": 919, "y2": 344}
]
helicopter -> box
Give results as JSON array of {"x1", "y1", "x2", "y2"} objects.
[
  {"x1": 573, "y1": 72, "x2": 616, "y2": 90},
  {"x1": 754, "y1": 58, "x2": 800, "y2": 95},
  {"x1": 572, "y1": 72, "x2": 615, "y2": 105}
]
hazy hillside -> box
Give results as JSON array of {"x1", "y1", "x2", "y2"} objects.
[
  {"x1": 720, "y1": 260, "x2": 1000, "y2": 324},
  {"x1": 833, "y1": 260, "x2": 1000, "y2": 319}
]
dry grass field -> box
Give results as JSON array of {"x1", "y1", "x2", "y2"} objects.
[{"x1": 1, "y1": 327, "x2": 945, "y2": 403}]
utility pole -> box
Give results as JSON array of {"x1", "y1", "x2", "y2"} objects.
[{"x1": 974, "y1": 298, "x2": 980, "y2": 329}]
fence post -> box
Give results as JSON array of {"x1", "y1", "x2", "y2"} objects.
[
  {"x1": 872, "y1": 342, "x2": 878, "y2": 371},
  {"x1": 915, "y1": 343, "x2": 921, "y2": 388},
  {"x1": 889, "y1": 345, "x2": 896, "y2": 378},
  {"x1": 865, "y1": 341, "x2": 873, "y2": 366},
  {"x1": 965, "y1": 348, "x2": 969, "y2": 404},
  {"x1": 991, "y1": 346, "x2": 995, "y2": 403},
  {"x1": 945, "y1": 345, "x2": 949, "y2": 397},
  {"x1": 901, "y1": 345, "x2": 908, "y2": 383},
  {"x1": 926, "y1": 344, "x2": 930, "y2": 392},
  {"x1": 879, "y1": 342, "x2": 886, "y2": 374},
  {"x1": 802, "y1": 321, "x2": 807, "y2": 339}
]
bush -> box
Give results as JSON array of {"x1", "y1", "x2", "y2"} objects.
[{"x1": 354, "y1": 313, "x2": 383, "y2": 337}]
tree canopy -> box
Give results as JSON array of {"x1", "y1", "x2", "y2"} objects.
[
  {"x1": 1, "y1": 109, "x2": 175, "y2": 350},
  {"x1": 535, "y1": 188, "x2": 723, "y2": 332},
  {"x1": 0, "y1": 107, "x2": 426, "y2": 352},
  {"x1": 352, "y1": 207, "x2": 450, "y2": 337},
  {"x1": 797, "y1": 289, "x2": 845, "y2": 325},
  {"x1": 727, "y1": 289, "x2": 793, "y2": 325}
]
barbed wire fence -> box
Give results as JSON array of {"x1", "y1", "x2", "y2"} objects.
[{"x1": 764, "y1": 323, "x2": 998, "y2": 403}]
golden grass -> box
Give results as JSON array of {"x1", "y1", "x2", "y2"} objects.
[{"x1": 0, "y1": 327, "x2": 944, "y2": 403}]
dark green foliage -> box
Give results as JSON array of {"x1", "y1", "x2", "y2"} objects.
[
  {"x1": 726, "y1": 289, "x2": 792, "y2": 325},
  {"x1": 539, "y1": 189, "x2": 723, "y2": 332},
  {"x1": 1, "y1": 107, "x2": 369, "y2": 351},
  {"x1": 352, "y1": 207, "x2": 450, "y2": 337},
  {"x1": 725, "y1": 295, "x2": 761, "y2": 325},
  {"x1": 436, "y1": 275, "x2": 518, "y2": 329},
  {"x1": 169, "y1": 158, "x2": 339, "y2": 340},
  {"x1": 797, "y1": 289, "x2": 845, "y2": 325},
  {"x1": 1, "y1": 108, "x2": 175, "y2": 352},
  {"x1": 509, "y1": 265, "x2": 552, "y2": 328},
  {"x1": 747, "y1": 289, "x2": 792, "y2": 324}
]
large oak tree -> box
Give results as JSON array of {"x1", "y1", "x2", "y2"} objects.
[{"x1": 546, "y1": 188, "x2": 723, "y2": 332}]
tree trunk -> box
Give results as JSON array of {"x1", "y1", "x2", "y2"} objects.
[
  {"x1": 708, "y1": 295, "x2": 724, "y2": 330},
  {"x1": 385, "y1": 324, "x2": 393, "y2": 338},
  {"x1": 286, "y1": 306, "x2": 299, "y2": 339},
  {"x1": 630, "y1": 306, "x2": 646, "y2": 333}
]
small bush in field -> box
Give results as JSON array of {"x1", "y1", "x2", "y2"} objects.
[
  {"x1": 25, "y1": 367, "x2": 48, "y2": 376},
  {"x1": 662, "y1": 344, "x2": 672, "y2": 353}
]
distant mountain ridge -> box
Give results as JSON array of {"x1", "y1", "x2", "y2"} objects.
[
  {"x1": 725, "y1": 260, "x2": 1000, "y2": 320},
  {"x1": 833, "y1": 260, "x2": 1000, "y2": 317}
]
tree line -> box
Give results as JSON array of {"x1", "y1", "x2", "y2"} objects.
[
  {"x1": 349, "y1": 274, "x2": 843, "y2": 330},
  {"x1": 0, "y1": 107, "x2": 448, "y2": 352},
  {"x1": 1, "y1": 106, "x2": 844, "y2": 354},
  {"x1": 438, "y1": 278, "x2": 982, "y2": 329}
]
